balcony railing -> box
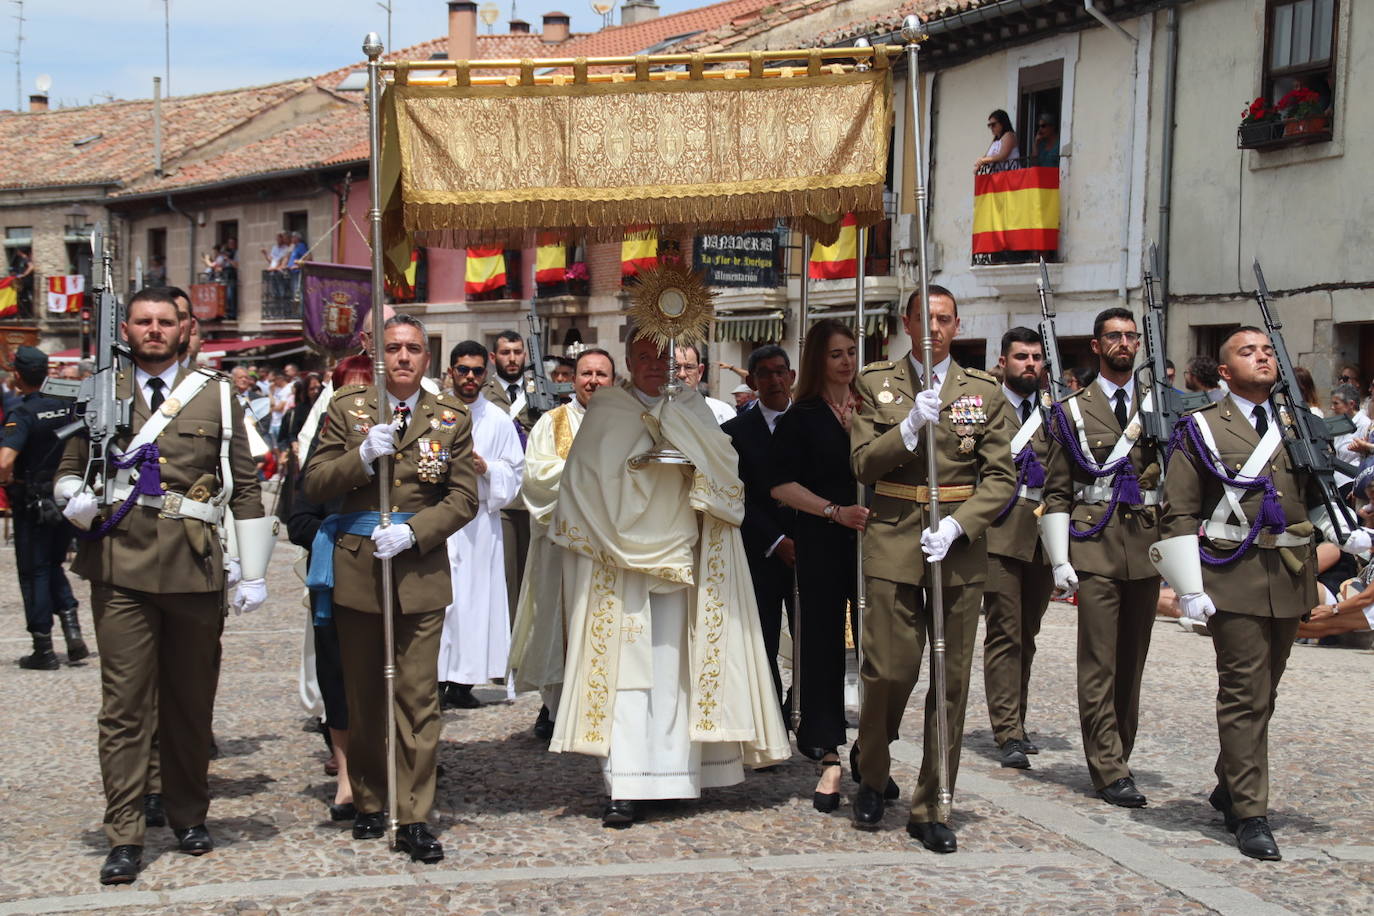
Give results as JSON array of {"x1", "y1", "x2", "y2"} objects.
[
  {"x1": 972, "y1": 157, "x2": 1060, "y2": 265},
  {"x1": 261, "y1": 270, "x2": 300, "y2": 320}
]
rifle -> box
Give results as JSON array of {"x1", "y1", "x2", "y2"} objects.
[
  {"x1": 42, "y1": 226, "x2": 132, "y2": 496},
  {"x1": 1036, "y1": 258, "x2": 1072, "y2": 405},
  {"x1": 1135, "y1": 243, "x2": 1209, "y2": 453},
  {"x1": 523, "y1": 298, "x2": 571, "y2": 415},
  {"x1": 1253, "y1": 260, "x2": 1359, "y2": 541}
]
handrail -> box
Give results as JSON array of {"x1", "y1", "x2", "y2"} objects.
[{"x1": 379, "y1": 45, "x2": 900, "y2": 72}]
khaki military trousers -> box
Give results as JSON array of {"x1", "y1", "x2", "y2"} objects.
[
  {"x1": 501, "y1": 508, "x2": 531, "y2": 626},
  {"x1": 335, "y1": 604, "x2": 443, "y2": 824},
  {"x1": 90, "y1": 584, "x2": 224, "y2": 847},
  {"x1": 983, "y1": 554, "x2": 1054, "y2": 746},
  {"x1": 1208, "y1": 612, "x2": 1299, "y2": 819},
  {"x1": 856, "y1": 577, "x2": 981, "y2": 824},
  {"x1": 1076, "y1": 573, "x2": 1159, "y2": 790}
]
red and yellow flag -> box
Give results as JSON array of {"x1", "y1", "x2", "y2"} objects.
[
  {"x1": 620, "y1": 226, "x2": 658, "y2": 278},
  {"x1": 47, "y1": 274, "x2": 85, "y2": 314},
  {"x1": 465, "y1": 247, "x2": 506, "y2": 295},
  {"x1": 972, "y1": 165, "x2": 1060, "y2": 254},
  {"x1": 808, "y1": 214, "x2": 858, "y2": 280},
  {"x1": 0, "y1": 277, "x2": 16, "y2": 319},
  {"x1": 535, "y1": 233, "x2": 568, "y2": 285}
]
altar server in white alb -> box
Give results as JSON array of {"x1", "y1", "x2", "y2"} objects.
[
  {"x1": 507, "y1": 346, "x2": 618, "y2": 740},
  {"x1": 437, "y1": 340, "x2": 525, "y2": 709},
  {"x1": 549, "y1": 336, "x2": 790, "y2": 829}
]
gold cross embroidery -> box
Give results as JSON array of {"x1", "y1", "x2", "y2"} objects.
[{"x1": 621, "y1": 619, "x2": 644, "y2": 643}]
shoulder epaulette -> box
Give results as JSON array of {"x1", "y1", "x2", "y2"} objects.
[
  {"x1": 1183, "y1": 400, "x2": 1218, "y2": 417},
  {"x1": 434, "y1": 392, "x2": 468, "y2": 412},
  {"x1": 196, "y1": 367, "x2": 231, "y2": 381},
  {"x1": 1061, "y1": 386, "x2": 1089, "y2": 402},
  {"x1": 861, "y1": 360, "x2": 894, "y2": 374},
  {"x1": 964, "y1": 367, "x2": 997, "y2": 384},
  {"x1": 332, "y1": 384, "x2": 369, "y2": 400}
]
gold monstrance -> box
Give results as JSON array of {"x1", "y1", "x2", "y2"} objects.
[{"x1": 625, "y1": 260, "x2": 714, "y2": 469}]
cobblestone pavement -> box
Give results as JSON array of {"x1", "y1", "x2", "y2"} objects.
[{"x1": 0, "y1": 530, "x2": 1371, "y2": 914}]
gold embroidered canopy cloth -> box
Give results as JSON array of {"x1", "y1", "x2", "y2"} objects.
[{"x1": 378, "y1": 51, "x2": 894, "y2": 283}]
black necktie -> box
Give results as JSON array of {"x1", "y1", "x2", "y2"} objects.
[
  {"x1": 507, "y1": 382, "x2": 519, "y2": 403},
  {"x1": 1113, "y1": 389, "x2": 1128, "y2": 429},
  {"x1": 393, "y1": 403, "x2": 410, "y2": 438},
  {"x1": 147, "y1": 377, "x2": 165, "y2": 412},
  {"x1": 1252, "y1": 404, "x2": 1269, "y2": 437},
  {"x1": 1020, "y1": 399, "x2": 1033, "y2": 424}
]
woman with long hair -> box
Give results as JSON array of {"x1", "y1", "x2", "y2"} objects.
[
  {"x1": 769, "y1": 318, "x2": 870, "y2": 812},
  {"x1": 975, "y1": 108, "x2": 1020, "y2": 171}
]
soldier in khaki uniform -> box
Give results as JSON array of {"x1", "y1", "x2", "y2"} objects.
[
  {"x1": 304, "y1": 314, "x2": 478, "y2": 864},
  {"x1": 983, "y1": 328, "x2": 1055, "y2": 770},
  {"x1": 1041, "y1": 307, "x2": 1162, "y2": 809},
  {"x1": 1156, "y1": 326, "x2": 1372, "y2": 861},
  {"x1": 55, "y1": 289, "x2": 268, "y2": 885},
  {"x1": 849, "y1": 286, "x2": 1016, "y2": 853}
]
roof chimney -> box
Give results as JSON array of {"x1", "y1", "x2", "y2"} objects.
[
  {"x1": 28, "y1": 93, "x2": 48, "y2": 113},
  {"x1": 541, "y1": 11, "x2": 570, "y2": 42},
  {"x1": 448, "y1": 0, "x2": 478, "y2": 61},
  {"x1": 509, "y1": 17, "x2": 530, "y2": 33},
  {"x1": 619, "y1": 0, "x2": 659, "y2": 26}
]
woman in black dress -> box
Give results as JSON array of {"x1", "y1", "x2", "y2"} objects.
[{"x1": 769, "y1": 318, "x2": 870, "y2": 811}]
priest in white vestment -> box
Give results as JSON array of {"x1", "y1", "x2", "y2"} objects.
[
  {"x1": 437, "y1": 341, "x2": 525, "y2": 709},
  {"x1": 549, "y1": 338, "x2": 790, "y2": 827},
  {"x1": 508, "y1": 348, "x2": 618, "y2": 739}
]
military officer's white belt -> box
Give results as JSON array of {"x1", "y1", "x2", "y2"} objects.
[
  {"x1": 109, "y1": 481, "x2": 224, "y2": 524},
  {"x1": 1203, "y1": 521, "x2": 1308, "y2": 548},
  {"x1": 1017, "y1": 486, "x2": 1043, "y2": 502},
  {"x1": 1075, "y1": 483, "x2": 1160, "y2": 506}
]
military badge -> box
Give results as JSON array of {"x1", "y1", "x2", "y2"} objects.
[
  {"x1": 354, "y1": 397, "x2": 366, "y2": 407},
  {"x1": 1126, "y1": 420, "x2": 1142, "y2": 440},
  {"x1": 160, "y1": 397, "x2": 181, "y2": 417},
  {"x1": 430, "y1": 418, "x2": 441, "y2": 430},
  {"x1": 878, "y1": 390, "x2": 894, "y2": 404},
  {"x1": 415, "y1": 438, "x2": 450, "y2": 483},
  {"x1": 440, "y1": 409, "x2": 458, "y2": 429},
  {"x1": 958, "y1": 436, "x2": 975, "y2": 455}
]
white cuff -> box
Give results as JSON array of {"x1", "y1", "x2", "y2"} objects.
[
  {"x1": 1038, "y1": 512, "x2": 1070, "y2": 566},
  {"x1": 764, "y1": 534, "x2": 785, "y2": 558},
  {"x1": 1150, "y1": 535, "x2": 1205, "y2": 596},
  {"x1": 54, "y1": 475, "x2": 86, "y2": 503},
  {"x1": 900, "y1": 416, "x2": 921, "y2": 453}
]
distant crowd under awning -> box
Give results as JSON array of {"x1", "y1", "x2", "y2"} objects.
[{"x1": 47, "y1": 335, "x2": 305, "y2": 366}]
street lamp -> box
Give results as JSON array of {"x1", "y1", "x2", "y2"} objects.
[{"x1": 64, "y1": 203, "x2": 90, "y2": 236}]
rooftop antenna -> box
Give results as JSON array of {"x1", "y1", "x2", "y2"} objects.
[
  {"x1": 162, "y1": 0, "x2": 170, "y2": 95},
  {"x1": 5, "y1": 0, "x2": 25, "y2": 111},
  {"x1": 375, "y1": 0, "x2": 393, "y2": 53}
]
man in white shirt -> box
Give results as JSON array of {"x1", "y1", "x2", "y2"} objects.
[
  {"x1": 1331, "y1": 383, "x2": 1372, "y2": 494},
  {"x1": 675, "y1": 344, "x2": 736, "y2": 425}
]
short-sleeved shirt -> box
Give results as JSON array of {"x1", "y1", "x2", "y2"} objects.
[{"x1": 1, "y1": 392, "x2": 75, "y2": 489}]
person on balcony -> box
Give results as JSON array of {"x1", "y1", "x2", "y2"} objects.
[
  {"x1": 1032, "y1": 115, "x2": 1060, "y2": 168},
  {"x1": 975, "y1": 109, "x2": 1020, "y2": 173}
]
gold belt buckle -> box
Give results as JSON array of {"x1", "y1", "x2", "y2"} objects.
[{"x1": 159, "y1": 492, "x2": 183, "y2": 518}]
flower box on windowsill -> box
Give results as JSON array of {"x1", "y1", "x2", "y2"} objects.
[{"x1": 1237, "y1": 116, "x2": 1332, "y2": 150}]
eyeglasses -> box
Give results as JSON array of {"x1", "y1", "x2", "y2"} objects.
[
  {"x1": 1101, "y1": 331, "x2": 1141, "y2": 344},
  {"x1": 1339, "y1": 375, "x2": 1357, "y2": 383},
  {"x1": 451, "y1": 365, "x2": 486, "y2": 376}
]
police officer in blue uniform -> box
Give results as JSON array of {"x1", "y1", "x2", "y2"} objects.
[{"x1": 0, "y1": 346, "x2": 86, "y2": 669}]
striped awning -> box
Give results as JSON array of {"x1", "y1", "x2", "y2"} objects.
[
  {"x1": 715, "y1": 310, "x2": 786, "y2": 343},
  {"x1": 807, "y1": 303, "x2": 894, "y2": 338}
]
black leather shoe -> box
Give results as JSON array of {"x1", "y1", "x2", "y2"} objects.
[
  {"x1": 602, "y1": 799, "x2": 636, "y2": 828},
  {"x1": 1022, "y1": 737, "x2": 1040, "y2": 755},
  {"x1": 1098, "y1": 777, "x2": 1147, "y2": 808},
  {"x1": 532, "y1": 705, "x2": 554, "y2": 741},
  {"x1": 99, "y1": 845, "x2": 142, "y2": 885},
  {"x1": 851, "y1": 784, "x2": 884, "y2": 830},
  {"x1": 143, "y1": 793, "x2": 167, "y2": 828},
  {"x1": 396, "y1": 822, "x2": 444, "y2": 863},
  {"x1": 908, "y1": 820, "x2": 957, "y2": 853},
  {"x1": 849, "y1": 743, "x2": 901, "y2": 800},
  {"x1": 813, "y1": 759, "x2": 841, "y2": 813},
  {"x1": 353, "y1": 811, "x2": 385, "y2": 840},
  {"x1": 173, "y1": 824, "x2": 213, "y2": 855},
  {"x1": 450, "y1": 684, "x2": 482, "y2": 709},
  {"x1": 1235, "y1": 816, "x2": 1281, "y2": 861},
  {"x1": 1208, "y1": 785, "x2": 1238, "y2": 833},
  {"x1": 999, "y1": 740, "x2": 1031, "y2": 769},
  {"x1": 18, "y1": 634, "x2": 59, "y2": 670},
  {"x1": 329, "y1": 802, "x2": 357, "y2": 822}
]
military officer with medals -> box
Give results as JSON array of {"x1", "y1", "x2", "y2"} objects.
[
  {"x1": 55, "y1": 288, "x2": 272, "y2": 885},
  {"x1": 983, "y1": 328, "x2": 1055, "y2": 770},
  {"x1": 1040, "y1": 307, "x2": 1163, "y2": 809},
  {"x1": 849, "y1": 285, "x2": 1016, "y2": 853},
  {"x1": 304, "y1": 314, "x2": 478, "y2": 864},
  {"x1": 1155, "y1": 326, "x2": 1373, "y2": 860}
]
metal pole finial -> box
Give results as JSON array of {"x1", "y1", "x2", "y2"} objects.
[
  {"x1": 900, "y1": 15, "x2": 928, "y2": 45},
  {"x1": 363, "y1": 32, "x2": 384, "y2": 59}
]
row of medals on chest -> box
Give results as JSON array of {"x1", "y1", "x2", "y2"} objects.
[
  {"x1": 346, "y1": 395, "x2": 459, "y2": 484},
  {"x1": 875, "y1": 379, "x2": 988, "y2": 455}
]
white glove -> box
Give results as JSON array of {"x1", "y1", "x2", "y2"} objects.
[
  {"x1": 903, "y1": 389, "x2": 942, "y2": 434},
  {"x1": 62, "y1": 490, "x2": 99, "y2": 530},
  {"x1": 1341, "y1": 527, "x2": 1373, "y2": 556},
  {"x1": 371, "y1": 523, "x2": 416, "y2": 560},
  {"x1": 232, "y1": 577, "x2": 267, "y2": 615},
  {"x1": 1178, "y1": 592, "x2": 1217, "y2": 622},
  {"x1": 225, "y1": 557, "x2": 242, "y2": 590},
  {"x1": 1052, "y1": 563, "x2": 1079, "y2": 597},
  {"x1": 919, "y1": 516, "x2": 964, "y2": 562},
  {"x1": 359, "y1": 421, "x2": 399, "y2": 468}
]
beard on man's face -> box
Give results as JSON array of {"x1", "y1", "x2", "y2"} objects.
[{"x1": 1006, "y1": 369, "x2": 1041, "y2": 396}]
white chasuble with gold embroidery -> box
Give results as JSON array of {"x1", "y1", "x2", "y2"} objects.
[{"x1": 548, "y1": 385, "x2": 790, "y2": 778}]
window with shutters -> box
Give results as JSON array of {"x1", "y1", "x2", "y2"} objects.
[{"x1": 1241, "y1": 0, "x2": 1337, "y2": 148}]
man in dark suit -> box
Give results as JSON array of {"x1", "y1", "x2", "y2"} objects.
[{"x1": 722, "y1": 346, "x2": 796, "y2": 712}]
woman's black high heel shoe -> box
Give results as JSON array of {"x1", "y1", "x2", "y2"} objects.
[{"x1": 813, "y1": 758, "x2": 842, "y2": 812}]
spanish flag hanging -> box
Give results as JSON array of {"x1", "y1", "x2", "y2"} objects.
[
  {"x1": 465, "y1": 246, "x2": 507, "y2": 295},
  {"x1": 0, "y1": 277, "x2": 16, "y2": 319},
  {"x1": 808, "y1": 213, "x2": 858, "y2": 280},
  {"x1": 972, "y1": 165, "x2": 1060, "y2": 254},
  {"x1": 621, "y1": 226, "x2": 658, "y2": 278},
  {"x1": 535, "y1": 233, "x2": 568, "y2": 286}
]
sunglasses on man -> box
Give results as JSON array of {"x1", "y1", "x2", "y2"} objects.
[{"x1": 451, "y1": 365, "x2": 487, "y2": 376}]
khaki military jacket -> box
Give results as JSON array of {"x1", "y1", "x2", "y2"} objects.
[
  {"x1": 481, "y1": 371, "x2": 537, "y2": 435},
  {"x1": 1042, "y1": 381, "x2": 1162, "y2": 581},
  {"x1": 851, "y1": 355, "x2": 1016, "y2": 588},
  {"x1": 986, "y1": 392, "x2": 1051, "y2": 566},
  {"x1": 59, "y1": 366, "x2": 263, "y2": 593},
  {"x1": 1159, "y1": 395, "x2": 1319, "y2": 617},
  {"x1": 303, "y1": 384, "x2": 479, "y2": 615}
]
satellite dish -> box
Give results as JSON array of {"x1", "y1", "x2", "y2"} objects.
[
  {"x1": 590, "y1": 0, "x2": 613, "y2": 13},
  {"x1": 34, "y1": 74, "x2": 52, "y2": 93},
  {"x1": 478, "y1": 2, "x2": 501, "y2": 27}
]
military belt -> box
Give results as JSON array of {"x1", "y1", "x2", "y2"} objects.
[
  {"x1": 1204, "y1": 521, "x2": 1309, "y2": 548},
  {"x1": 874, "y1": 481, "x2": 975, "y2": 504},
  {"x1": 1017, "y1": 486, "x2": 1044, "y2": 502},
  {"x1": 109, "y1": 481, "x2": 224, "y2": 524},
  {"x1": 1075, "y1": 483, "x2": 1160, "y2": 506}
]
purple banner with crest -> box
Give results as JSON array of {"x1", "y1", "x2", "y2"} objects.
[{"x1": 301, "y1": 261, "x2": 372, "y2": 357}]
